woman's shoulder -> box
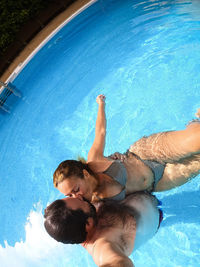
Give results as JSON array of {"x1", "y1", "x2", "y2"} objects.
[{"x1": 87, "y1": 157, "x2": 114, "y2": 173}]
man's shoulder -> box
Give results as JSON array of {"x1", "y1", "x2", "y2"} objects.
[
  {"x1": 84, "y1": 227, "x2": 122, "y2": 256},
  {"x1": 91, "y1": 237, "x2": 126, "y2": 266}
]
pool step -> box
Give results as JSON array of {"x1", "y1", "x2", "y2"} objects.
[{"x1": 0, "y1": 81, "x2": 22, "y2": 113}]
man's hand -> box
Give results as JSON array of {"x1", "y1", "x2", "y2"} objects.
[{"x1": 108, "y1": 152, "x2": 127, "y2": 162}]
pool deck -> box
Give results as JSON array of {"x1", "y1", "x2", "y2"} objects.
[{"x1": 0, "y1": 0, "x2": 96, "y2": 84}]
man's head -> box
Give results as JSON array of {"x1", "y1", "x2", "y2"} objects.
[{"x1": 44, "y1": 196, "x2": 97, "y2": 244}]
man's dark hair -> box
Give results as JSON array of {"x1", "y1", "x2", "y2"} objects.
[{"x1": 44, "y1": 199, "x2": 89, "y2": 244}]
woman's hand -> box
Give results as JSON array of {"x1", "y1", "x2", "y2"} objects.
[
  {"x1": 195, "y1": 108, "x2": 200, "y2": 118},
  {"x1": 96, "y1": 94, "x2": 106, "y2": 105}
]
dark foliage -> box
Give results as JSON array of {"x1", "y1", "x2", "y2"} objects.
[{"x1": 0, "y1": 0, "x2": 53, "y2": 53}]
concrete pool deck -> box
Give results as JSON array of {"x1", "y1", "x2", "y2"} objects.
[{"x1": 0, "y1": 0, "x2": 96, "y2": 84}]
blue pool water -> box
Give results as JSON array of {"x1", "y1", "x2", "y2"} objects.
[{"x1": 0, "y1": 0, "x2": 200, "y2": 266}]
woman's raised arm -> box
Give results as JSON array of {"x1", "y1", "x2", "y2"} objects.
[{"x1": 87, "y1": 95, "x2": 106, "y2": 162}]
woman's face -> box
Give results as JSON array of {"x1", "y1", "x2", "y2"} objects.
[{"x1": 57, "y1": 175, "x2": 93, "y2": 201}]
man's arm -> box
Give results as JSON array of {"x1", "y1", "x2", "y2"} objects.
[
  {"x1": 92, "y1": 239, "x2": 134, "y2": 267},
  {"x1": 87, "y1": 95, "x2": 107, "y2": 162},
  {"x1": 100, "y1": 257, "x2": 134, "y2": 267}
]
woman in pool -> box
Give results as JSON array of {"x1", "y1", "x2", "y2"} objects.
[{"x1": 53, "y1": 94, "x2": 200, "y2": 202}]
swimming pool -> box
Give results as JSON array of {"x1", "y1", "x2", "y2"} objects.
[{"x1": 0, "y1": 0, "x2": 200, "y2": 266}]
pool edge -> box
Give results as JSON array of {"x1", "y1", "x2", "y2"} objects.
[{"x1": 0, "y1": 0, "x2": 97, "y2": 87}]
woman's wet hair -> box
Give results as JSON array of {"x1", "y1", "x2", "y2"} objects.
[
  {"x1": 53, "y1": 160, "x2": 95, "y2": 187},
  {"x1": 44, "y1": 199, "x2": 90, "y2": 244}
]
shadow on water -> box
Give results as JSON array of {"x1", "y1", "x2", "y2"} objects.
[{"x1": 159, "y1": 190, "x2": 200, "y2": 227}]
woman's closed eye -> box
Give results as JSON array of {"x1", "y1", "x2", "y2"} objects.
[
  {"x1": 72, "y1": 187, "x2": 79, "y2": 194},
  {"x1": 66, "y1": 187, "x2": 80, "y2": 197},
  {"x1": 67, "y1": 187, "x2": 80, "y2": 197}
]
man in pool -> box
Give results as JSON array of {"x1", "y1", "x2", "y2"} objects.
[{"x1": 44, "y1": 192, "x2": 163, "y2": 267}]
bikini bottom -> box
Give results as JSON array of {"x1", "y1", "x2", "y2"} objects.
[{"x1": 126, "y1": 150, "x2": 166, "y2": 191}]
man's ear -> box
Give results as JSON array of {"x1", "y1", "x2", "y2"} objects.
[{"x1": 85, "y1": 217, "x2": 94, "y2": 232}]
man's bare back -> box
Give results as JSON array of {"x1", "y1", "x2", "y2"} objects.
[{"x1": 83, "y1": 192, "x2": 161, "y2": 267}]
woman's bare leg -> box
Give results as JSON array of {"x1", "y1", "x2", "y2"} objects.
[
  {"x1": 129, "y1": 109, "x2": 200, "y2": 164},
  {"x1": 154, "y1": 154, "x2": 200, "y2": 191}
]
